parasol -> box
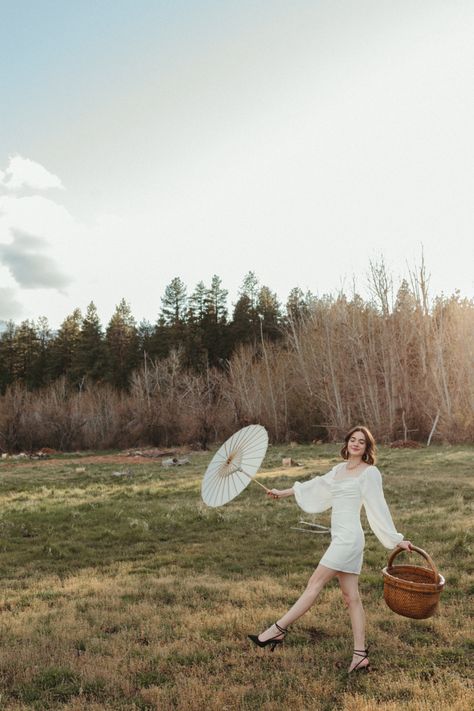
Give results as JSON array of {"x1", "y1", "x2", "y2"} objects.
[{"x1": 201, "y1": 424, "x2": 269, "y2": 507}]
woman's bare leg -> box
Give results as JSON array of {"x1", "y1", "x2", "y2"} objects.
[
  {"x1": 257, "y1": 564, "x2": 338, "y2": 642},
  {"x1": 337, "y1": 572, "x2": 369, "y2": 671}
]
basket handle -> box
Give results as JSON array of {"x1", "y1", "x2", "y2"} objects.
[{"x1": 387, "y1": 545, "x2": 439, "y2": 581}]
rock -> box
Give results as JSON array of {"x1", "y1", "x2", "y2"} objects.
[
  {"x1": 111, "y1": 469, "x2": 133, "y2": 477},
  {"x1": 162, "y1": 456, "x2": 190, "y2": 467},
  {"x1": 162, "y1": 457, "x2": 179, "y2": 468},
  {"x1": 123, "y1": 448, "x2": 178, "y2": 458},
  {"x1": 282, "y1": 457, "x2": 301, "y2": 467}
]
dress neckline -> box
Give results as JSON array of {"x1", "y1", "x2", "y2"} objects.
[{"x1": 332, "y1": 464, "x2": 372, "y2": 482}]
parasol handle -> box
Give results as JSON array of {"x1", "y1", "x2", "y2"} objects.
[{"x1": 237, "y1": 468, "x2": 270, "y2": 492}]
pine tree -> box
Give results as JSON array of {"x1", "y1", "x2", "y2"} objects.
[
  {"x1": 12, "y1": 320, "x2": 39, "y2": 388},
  {"x1": 31, "y1": 316, "x2": 52, "y2": 387},
  {"x1": 150, "y1": 315, "x2": 173, "y2": 361},
  {"x1": 256, "y1": 286, "x2": 281, "y2": 340},
  {"x1": 185, "y1": 282, "x2": 207, "y2": 369},
  {"x1": 188, "y1": 281, "x2": 208, "y2": 324},
  {"x1": 231, "y1": 272, "x2": 260, "y2": 347},
  {"x1": 205, "y1": 275, "x2": 228, "y2": 324},
  {"x1": 203, "y1": 275, "x2": 230, "y2": 366},
  {"x1": 160, "y1": 277, "x2": 188, "y2": 326},
  {"x1": 75, "y1": 302, "x2": 106, "y2": 384},
  {"x1": 286, "y1": 287, "x2": 310, "y2": 323},
  {"x1": 50, "y1": 309, "x2": 82, "y2": 383},
  {"x1": 105, "y1": 299, "x2": 139, "y2": 388},
  {"x1": 158, "y1": 277, "x2": 189, "y2": 361},
  {"x1": 0, "y1": 321, "x2": 17, "y2": 393},
  {"x1": 137, "y1": 319, "x2": 154, "y2": 356}
]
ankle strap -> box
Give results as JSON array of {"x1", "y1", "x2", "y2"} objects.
[
  {"x1": 275, "y1": 622, "x2": 288, "y2": 634},
  {"x1": 353, "y1": 648, "x2": 368, "y2": 656}
]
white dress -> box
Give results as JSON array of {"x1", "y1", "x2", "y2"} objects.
[{"x1": 293, "y1": 464, "x2": 403, "y2": 574}]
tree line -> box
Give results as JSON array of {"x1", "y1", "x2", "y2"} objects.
[
  {"x1": 0, "y1": 264, "x2": 472, "y2": 451},
  {"x1": 0, "y1": 272, "x2": 289, "y2": 392}
]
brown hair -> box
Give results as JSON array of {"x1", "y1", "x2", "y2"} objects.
[{"x1": 340, "y1": 426, "x2": 377, "y2": 465}]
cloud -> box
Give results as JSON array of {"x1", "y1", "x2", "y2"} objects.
[
  {"x1": 0, "y1": 156, "x2": 63, "y2": 191},
  {"x1": 0, "y1": 288, "x2": 23, "y2": 320},
  {"x1": 0, "y1": 229, "x2": 71, "y2": 290},
  {"x1": 0, "y1": 194, "x2": 76, "y2": 242}
]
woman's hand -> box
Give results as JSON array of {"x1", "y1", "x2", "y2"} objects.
[
  {"x1": 267, "y1": 488, "x2": 292, "y2": 500},
  {"x1": 398, "y1": 540, "x2": 413, "y2": 551},
  {"x1": 267, "y1": 488, "x2": 284, "y2": 499}
]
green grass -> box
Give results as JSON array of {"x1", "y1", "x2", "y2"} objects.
[{"x1": 0, "y1": 444, "x2": 472, "y2": 710}]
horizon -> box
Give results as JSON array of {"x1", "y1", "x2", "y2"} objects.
[{"x1": 0, "y1": 258, "x2": 468, "y2": 330}]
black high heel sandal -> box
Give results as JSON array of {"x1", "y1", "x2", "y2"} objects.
[
  {"x1": 248, "y1": 622, "x2": 288, "y2": 652},
  {"x1": 349, "y1": 647, "x2": 370, "y2": 673}
]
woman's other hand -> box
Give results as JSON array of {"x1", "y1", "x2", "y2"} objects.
[
  {"x1": 267, "y1": 488, "x2": 292, "y2": 499},
  {"x1": 398, "y1": 540, "x2": 413, "y2": 551}
]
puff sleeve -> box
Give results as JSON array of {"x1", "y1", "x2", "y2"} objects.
[
  {"x1": 293, "y1": 467, "x2": 335, "y2": 513},
  {"x1": 361, "y1": 466, "x2": 404, "y2": 549}
]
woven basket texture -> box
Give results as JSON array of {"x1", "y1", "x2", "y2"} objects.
[{"x1": 382, "y1": 546, "x2": 445, "y2": 620}]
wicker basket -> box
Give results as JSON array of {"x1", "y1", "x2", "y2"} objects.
[{"x1": 382, "y1": 545, "x2": 445, "y2": 619}]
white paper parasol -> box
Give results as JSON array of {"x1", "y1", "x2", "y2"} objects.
[{"x1": 201, "y1": 424, "x2": 269, "y2": 507}]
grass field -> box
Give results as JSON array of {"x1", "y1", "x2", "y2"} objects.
[{"x1": 0, "y1": 444, "x2": 472, "y2": 710}]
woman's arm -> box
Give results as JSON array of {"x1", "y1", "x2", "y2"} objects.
[
  {"x1": 293, "y1": 467, "x2": 335, "y2": 512},
  {"x1": 362, "y1": 466, "x2": 405, "y2": 549},
  {"x1": 267, "y1": 487, "x2": 294, "y2": 499},
  {"x1": 266, "y1": 466, "x2": 335, "y2": 511}
]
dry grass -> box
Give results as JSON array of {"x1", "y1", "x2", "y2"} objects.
[{"x1": 0, "y1": 444, "x2": 472, "y2": 710}]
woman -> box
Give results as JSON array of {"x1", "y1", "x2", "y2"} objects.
[{"x1": 248, "y1": 426, "x2": 413, "y2": 672}]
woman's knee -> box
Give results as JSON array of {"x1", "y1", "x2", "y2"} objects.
[
  {"x1": 305, "y1": 569, "x2": 332, "y2": 595},
  {"x1": 341, "y1": 589, "x2": 361, "y2": 607}
]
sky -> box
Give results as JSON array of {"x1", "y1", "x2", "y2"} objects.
[{"x1": 1, "y1": 0, "x2": 473, "y2": 327}]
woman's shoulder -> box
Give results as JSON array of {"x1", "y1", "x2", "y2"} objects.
[{"x1": 361, "y1": 464, "x2": 382, "y2": 479}]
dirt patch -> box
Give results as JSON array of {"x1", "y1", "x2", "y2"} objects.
[
  {"x1": 390, "y1": 440, "x2": 424, "y2": 449},
  {"x1": 1, "y1": 448, "x2": 207, "y2": 467},
  {"x1": 69, "y1": 454, "x2": 160, "y2": 464}
]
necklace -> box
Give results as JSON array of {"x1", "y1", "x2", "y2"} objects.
[{"x1": 346, "y1": 461, "x2": 361, "y2": 471}]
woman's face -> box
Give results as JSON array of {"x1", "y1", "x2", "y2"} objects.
[{"x1": 347, "y1": 431, "x2": 367, "y2": 456}]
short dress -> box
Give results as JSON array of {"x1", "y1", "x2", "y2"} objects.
[{"x1": 293, "y1": 464, "x2": 403, "y2": 574}]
